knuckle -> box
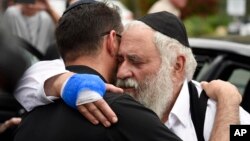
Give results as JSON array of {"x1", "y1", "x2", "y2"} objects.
[
  {"x1": 88, "y1": 106, "x2": 98, "y2": 113},
  {"x1": 95, "y1": 100, "x2": 107, "y2": 107},
  {"x1": 78, "y1": 107, "x2": 88, "y2": 114}
]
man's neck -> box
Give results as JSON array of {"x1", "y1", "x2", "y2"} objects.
[{"x1": 65, "y1": 56, "x2": 111, "y2": 83}]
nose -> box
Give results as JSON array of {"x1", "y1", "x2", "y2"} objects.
[{"x1": 116, "y1": 61, "x2": 132, "y2": 80}]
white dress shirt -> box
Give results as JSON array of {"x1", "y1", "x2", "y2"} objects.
[{"x1": 165, "y1": 80, "x2": 250, "y2": 141}]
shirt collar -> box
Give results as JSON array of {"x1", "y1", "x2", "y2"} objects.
[
  {"x1": 66, "y1": 65, "x2": 107, "y2": 82},
  {"x1": 166, "y1": 79, "x2": 190, "y2": 128}
]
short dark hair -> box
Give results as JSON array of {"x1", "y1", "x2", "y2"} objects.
[{"x1": 56, "y1": 1, "x2": 123, "y2": 61}]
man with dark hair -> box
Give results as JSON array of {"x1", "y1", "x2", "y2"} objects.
[{"x1": 13, "y1": 1, "x2": 181, "y2": 141}]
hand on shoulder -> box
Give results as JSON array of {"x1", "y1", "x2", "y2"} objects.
[{"x1": 201, "y1": 80, "x2": 242, "y2": 106}]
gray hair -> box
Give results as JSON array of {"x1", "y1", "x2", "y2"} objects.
[{"x1": 124, "y1": 21, "x2": 197, "y2": 81}]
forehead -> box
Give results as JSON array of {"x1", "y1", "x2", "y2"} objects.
[{"x1": 118, "y1": 25, "x2": 158, "y2": 56}]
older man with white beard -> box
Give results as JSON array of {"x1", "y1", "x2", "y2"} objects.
[
  {"x1": 115, "y1": 31, "x2": 177, "y2": 119},
  {"x1": 115, "y1": 17, "x2": 197, "y2": 121},
  {"x1": 115, "y1": 34, "x2": 177, "y2": 120},
  {"x1": 14, "y1": 11, "x2": 248, "y2": 141},
  {"x1": 114, "y1": 14, "x2": 250, "y2": 141}
]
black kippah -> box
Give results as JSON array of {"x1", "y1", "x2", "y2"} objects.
[
  {"x1": 138, "y1": 11, "x2": 189, "y2": 47},
  {"x1": 63, "y1": 0, "x2": 99, "y2": 15}
]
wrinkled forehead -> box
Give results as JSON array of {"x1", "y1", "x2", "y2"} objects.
[{"x1": 118, "y1": 24, "x2": 159, "y2": 57}]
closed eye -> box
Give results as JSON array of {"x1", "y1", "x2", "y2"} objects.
[
  {"x1": 127, "y1": 55, "x2": 143, "y2": 64},
  {"x1": 117, "y1": 55, "x2": 124, "y2": 64}
]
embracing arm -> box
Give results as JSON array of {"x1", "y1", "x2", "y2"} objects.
[
  {"x1": 201, "y1": 80, "x2": 242, "y2": 141},
  {"x1": 14, "y1": 59, "x2": 67, "y2": 112},
  {"x1": 45, "y1": 72, "x2": 122, "y2": 127},
  {"x1": 14, "y1": 59, "x2": 122, "y2": 127}
]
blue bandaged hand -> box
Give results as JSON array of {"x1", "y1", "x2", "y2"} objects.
[{"x1": 61, "y1": 74, "x2": 106, "y2": 109}]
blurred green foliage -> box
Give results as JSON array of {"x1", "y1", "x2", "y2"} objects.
[
  {"x1": 120, "y1": 0, "x2": 249, "y2": 37},
  {"x1": 184, "y1": 13, "x2": 232, "y2": 37},
  {"x1": 121, "y1": 0, "x2": 156, "y2": 17}
]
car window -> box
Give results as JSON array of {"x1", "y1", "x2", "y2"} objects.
[
  {"x1": 193, "y1": 54, "x2": 215, "y2": 80},
  {"x1": 190, "y1": 38, "x2": 250, "y2": 113},
  {"x1": 195, "y1": 62, "x2": 211, "y2": 81},
  {"x1": 228, "y1": 68, "x2": 250, "y2": 95}
]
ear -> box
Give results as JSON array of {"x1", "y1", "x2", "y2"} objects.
[
  {"x1": 106, "y1": 30, "x2": 118, "y2": 57},
  {"x1": 173, "y1": 55, "x2": 186, "y2": 79}
]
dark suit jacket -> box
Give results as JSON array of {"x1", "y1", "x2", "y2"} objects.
[{"x1": 14, "y1": 65, "x2": 181, "y2": 141}]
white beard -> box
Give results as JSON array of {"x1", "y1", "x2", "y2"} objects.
[{"x1": 116, "y1": 63, "x2": 174, "y2": 119}]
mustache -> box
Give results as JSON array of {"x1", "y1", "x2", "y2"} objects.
[{"x1": 116, "y1": 78, "x2": 139, "y2": 89}]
